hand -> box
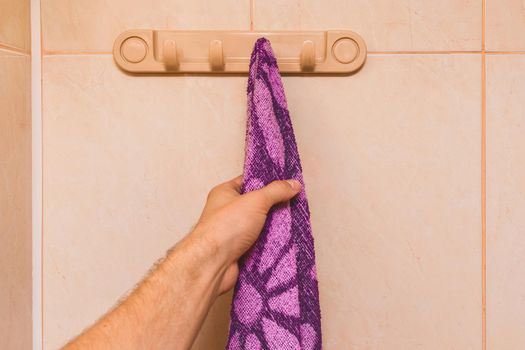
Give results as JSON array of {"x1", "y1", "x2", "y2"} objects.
[{"x1": 190, "y1": 175, "x2": 301, "y2": 295}]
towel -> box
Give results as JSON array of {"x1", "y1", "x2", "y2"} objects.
[{"x1": 226, "y1": 38, "x2": 322, "y2": 350}]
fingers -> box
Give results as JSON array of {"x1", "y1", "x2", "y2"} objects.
[{"x1": 247, "y1": 179, "x2": 301, "y2": 211}]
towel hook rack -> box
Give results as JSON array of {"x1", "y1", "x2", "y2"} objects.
[{"x1": 114, "y1": 30, "x2": 366, "y2": 75}]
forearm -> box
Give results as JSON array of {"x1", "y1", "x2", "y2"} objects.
[{"x1": 63, "y1": 232, "x2": 229, "y2": 350}]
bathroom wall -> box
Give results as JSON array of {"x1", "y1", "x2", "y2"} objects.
[
  {"x1": 0, "y1": 0, "x2": 32, "y2": 349},
  {"x1": 40, "y1": 1, "x2": 525, "y2": 349}
]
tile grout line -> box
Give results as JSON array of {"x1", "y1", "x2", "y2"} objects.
[
  {"x1": 370, "y1": 50, "x2": 482, "y2": 54},
  {"x1": 40, "y1": 50, "x2": 525, "y2": 57},
  {"x1": 481, "y1": 0, "x2": 487, "y2": 349},
  {"x1": 487, "y1": 51, "x2": 525, "y2": 54},
  {"x1": 481, "y1": 52, "x2": 487, "y2": 350},
  {"x1": 39, "y1": 0, "x2": 45, "y2": 348}
]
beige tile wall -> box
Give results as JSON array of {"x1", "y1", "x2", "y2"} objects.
[
  {"x1": 39, "y1": 1, "x2": 525, "y2": 349},
  {"x1": 253, "y1": 0, "x2": 482, "y2": 51},
  {"x1": 486, "y1": 0, "x2": 525, "y2": 51},
  {"x1": 486, "y1": 55, "x2": 525, "y2": 350},
  {"x1": 42, "y1": 0, "x2": 250, "y2": 52},
  {"x1": 0, "y1": 1, "x2": 32, "y2": 349},
  {"x1": 0, "y1": 0, "x2": 31, "y2": 52}
]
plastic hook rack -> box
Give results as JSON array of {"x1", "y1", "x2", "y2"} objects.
[{"x1": 113, "y1": 30, "x2": 367, "y2": 75}]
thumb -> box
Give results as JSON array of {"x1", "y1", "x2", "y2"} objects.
[{"x1": 248, "y1": 179, "x2": 302, "y2": 212}]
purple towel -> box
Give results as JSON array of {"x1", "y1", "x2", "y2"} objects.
[{"x1": 226, "y1": 38, "x2": 322, "y2": 350}]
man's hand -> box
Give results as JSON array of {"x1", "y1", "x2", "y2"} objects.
[{"x1": 192, "y1": 175, "x2": 301, "y2": 295}]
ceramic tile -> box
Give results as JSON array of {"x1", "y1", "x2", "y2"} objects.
[
  {"x1": 0, "y1": 0, "x2": 31, "y2": 52},
  {"x1": 486, "y1": 0, "x2": 525, "y2": 51},
  {"x1": 42, "y1": 54, "x2": 246, "y2": 349},
  {"x1": 486, "y1": 55, "x2": 525, "y2": 350},
  {"x1": 42, "y1": 0, "x2": 250, "y2": 52},
  {"x1": 286, "y1": 54, "x2": 482, "y2": 349},
  {"x1": 43, "y1": 53, "x2": 482, "y2": 349},
  {"x1": 0, "y1": 50, "x2": 32, "y2": 350},
  {"x1": 253, "y1": 0, "x2": 482, "y2": 51}
]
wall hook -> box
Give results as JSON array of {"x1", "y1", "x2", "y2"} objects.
[
  {"x1": 209, "y1": 39, "x2": 224, "y2": 71},
  {"x1": 163, "y1": 40, "x2": 178, "y2": 70},
  {"x1": 300, "y1": 40, "x2": 316, "y2": 72}
]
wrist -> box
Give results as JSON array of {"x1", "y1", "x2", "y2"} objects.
[
  {"x1": 188, "y1": 223, "x2": 233, "y2": 266},
  {"x1": 163, "y1": 228, "x2": 231, "y2": 296}
]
